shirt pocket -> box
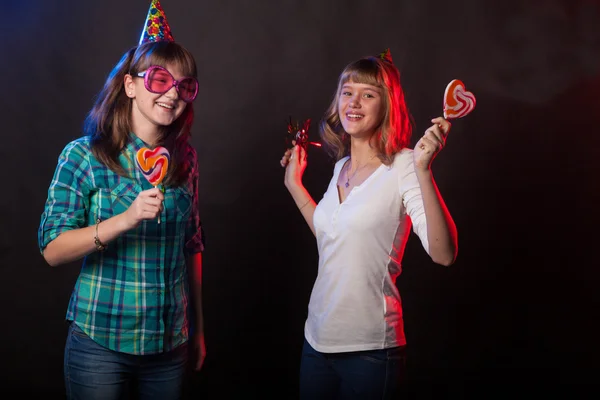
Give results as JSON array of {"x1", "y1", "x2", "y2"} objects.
[
  {"x1": 97, "y1": 182, "x2": 142, "y2": 219},
  {"x1": 168, "y1": 186, "x2": 193, "y2": 222}
]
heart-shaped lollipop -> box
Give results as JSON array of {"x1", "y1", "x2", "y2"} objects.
[
  {"x1": 443, "y1": 79, "x2": 476, "y2": 120},
  {"x1": 136, "y1": 146, "x2": 170, "y2": 186},
  {"x1": 136, "y1": 146, "x2": 170, "y2": 223}
]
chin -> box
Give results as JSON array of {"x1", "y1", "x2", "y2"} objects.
[
  {"x1": 155, "y1": 111, "x2": 181, "y2": 125},
  {"x1": 152, "y1": 117, "x2": 175, "y2": 127},
  {"x1": 341, "y1": 124, "x2": 357, "y2": 135},
  {"x1": 344, "y1": 128, "x2": 372, "y2": 139}
]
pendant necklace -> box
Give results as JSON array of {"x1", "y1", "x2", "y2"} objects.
[{"x1": 345, "y1": 155, "x2": 376, "y2": 188}]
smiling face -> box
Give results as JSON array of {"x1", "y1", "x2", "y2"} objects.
[
  {"x1": 318, "y1": 56, "x2": 412, "y2": 163},
  {"x1": 125, "y1": 62, "x2": 188, "y2": 134},
  {"x1": 338, "y1": 80, "x2": 384, "y2": 139}
]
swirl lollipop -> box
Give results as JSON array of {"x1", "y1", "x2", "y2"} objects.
[
  {"x1": 136, "y1": 146, "x2": 170, "y2": 223},
  {"x1": 443, "y1": 79, "x2": 476, "y2": 120}
]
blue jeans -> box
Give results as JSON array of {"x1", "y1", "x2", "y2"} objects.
[
  {"x1": 299, "y1": 338, "x2": 406, "y2": 399},
  {"x1": 64, "y1": 321, "x2": 188, "y2": 400}
]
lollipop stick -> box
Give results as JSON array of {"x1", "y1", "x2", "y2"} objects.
[{"x1": 155, "y1": 185, "x2": 161, "y2": 224}]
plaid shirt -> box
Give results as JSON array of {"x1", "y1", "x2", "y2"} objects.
[{"x1": 38, "y1": 134, "x2": 204, "y2": 355}]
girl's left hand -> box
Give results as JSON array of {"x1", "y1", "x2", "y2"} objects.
[{"x1": 414, "y1": 116, "x2": 451, "y2": 171}]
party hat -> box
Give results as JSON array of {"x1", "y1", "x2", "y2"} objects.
[
  {"x1": 139, "y1": 0, "x2": 175, "y2": 45},
  {"x1": 378, "y1": 48, "x2": 393, "y2": 63}
]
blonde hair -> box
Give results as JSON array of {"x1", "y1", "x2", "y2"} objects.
[{"x1": 319, "y1": 56, "x2": 413, "y2": 166}]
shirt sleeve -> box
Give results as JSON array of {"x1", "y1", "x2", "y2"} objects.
[
  {"x1": 38, "y1": 140, "x2": 92, "y2": 254},
  {"x1": 397, "y1": 150, "x2": 430, "y2": 255},
  {"x1": 184, "y1": 147, "x2": 205, "y2": 255}
]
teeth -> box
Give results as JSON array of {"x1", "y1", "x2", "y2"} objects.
[
  {"x1": 347, "y1": 114, "x2": 363, "y2": 118},
  {"x1": 156, "y1": 102, "x2": 174, "y2": 109}
]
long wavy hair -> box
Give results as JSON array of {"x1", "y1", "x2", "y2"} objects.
[
  {"x1": 319, "y1": 55, "x2": 413, "y2": 166},
  {"x1": 84, "y1": 41, "x2": 197, "y2": 187}
]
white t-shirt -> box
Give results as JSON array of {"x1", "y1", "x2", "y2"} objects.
[{"x1": 305, "y1": 148, "x2": 429, "y2": 353}]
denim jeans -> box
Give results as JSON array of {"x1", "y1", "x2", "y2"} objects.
[
  {"x1": 64, "y1": 321, "x2": 188, "y2": 400},
  {"x1": 299, "y1": 338, "x2": 406, "y2": 400}
]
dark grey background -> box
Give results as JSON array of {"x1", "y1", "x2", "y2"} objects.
[{"x1": 2, "y1": 0, "x2": 599, "y2": 398}]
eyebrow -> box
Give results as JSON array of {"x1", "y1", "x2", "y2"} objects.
[{"x1": 341, "y1": 84, "x2": 381, "y2": 93}]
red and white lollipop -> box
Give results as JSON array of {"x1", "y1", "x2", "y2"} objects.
[{"x1": 443, "y1": 79, "x2": 476, "y2": 120}]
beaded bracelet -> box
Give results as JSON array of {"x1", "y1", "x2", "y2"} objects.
[{"x1": 94, "y1": 218, "x2": 107, "y2": 251}]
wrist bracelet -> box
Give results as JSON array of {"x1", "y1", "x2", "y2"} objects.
[
  {"x1": 298, "y1": 199, "x2": 311, "y2": 211},
  {"x1": 94, "y1": 218, "x2": 107, "y2": 251}
]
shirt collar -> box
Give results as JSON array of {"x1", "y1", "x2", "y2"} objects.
[{"x1": 127, "y1": 132, "x2": 156, "y2": 154}]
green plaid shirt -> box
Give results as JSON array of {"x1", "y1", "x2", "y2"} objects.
[{"x1": 38, "y1": 134, "x2": 204, "y2": 355}]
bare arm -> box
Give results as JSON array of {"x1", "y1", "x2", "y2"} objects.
[
  {"x1": 413, "y1": 117, "x2": 459, "y2": 266},
  {"x1": 415, "y1": 169, "x2": 458, "y2": 266},
  {"x1": 42, "y1": 187, "x2": 164, "y2": 267},
  {"x1": 285, "y1": 183, "x2": 316, "y2": 236},
  {"x1": 44, "y1": 213, "x2": 128, "y2": 266},
  {"x1": 281, "y1": 144, "x2": 316, "y2": 236}
]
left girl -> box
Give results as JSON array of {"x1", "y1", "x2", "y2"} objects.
[{"x1": 37, "y1": 2, "x2": 205, "y2": 399}]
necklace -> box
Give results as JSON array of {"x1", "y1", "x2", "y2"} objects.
[{"x1": 344, "y1": 155, "x2": 376, "y2": 188}]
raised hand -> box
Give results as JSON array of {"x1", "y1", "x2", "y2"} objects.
[
  {"x1": 280, "y1": 140, "x2": 308, "y2": 189},
  {"x1": 413, "y1": 117, "x2": 451, "y2": 171},
  {"x1": 122, "y1": 187, "x2": 164, "y2": 229}
]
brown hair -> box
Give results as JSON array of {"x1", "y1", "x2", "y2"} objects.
[
  {"x1": 319, "y1": 56, "x2": 413, "y2": 166},
  {"x1": 84, "y1": 41, "x2": 198, "y2": 186}
]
